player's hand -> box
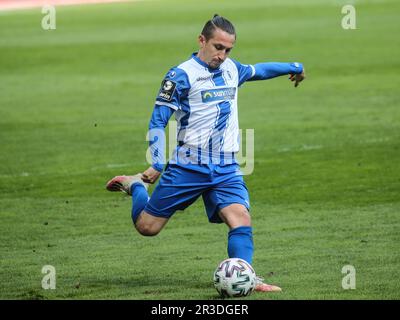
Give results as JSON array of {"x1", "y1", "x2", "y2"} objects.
[
  {"x1": 289, "y1": 67, "x2": 306, "y2": 87},
  {"x1": 142, "y1": 166, "x2": 161, "y2": 184}
]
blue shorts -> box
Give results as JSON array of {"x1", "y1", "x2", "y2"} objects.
[{"x1": 144, "y1": 163, "x2": 250, "y2": 223}]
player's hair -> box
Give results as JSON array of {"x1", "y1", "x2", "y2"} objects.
[{"x1": 201, "y1": 14, "x2": 236, "y2": 40}]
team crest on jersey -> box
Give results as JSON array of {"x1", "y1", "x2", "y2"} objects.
[
  {"x1": 201, "y1": 87, "x2": 236, "y2": 103},
  {"x1": 158, "y1": 79, "x2": 177, "y2": 101}
]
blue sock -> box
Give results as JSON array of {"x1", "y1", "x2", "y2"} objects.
[
  {"x1": 130, "y1": 183, "x2": 149, "y2": 224},
  {"x1": 227, "y1": 226, "x2": 254, "y2": 265}
]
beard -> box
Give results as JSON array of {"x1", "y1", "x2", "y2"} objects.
[{"x1": 209, "y1": 59, "x2": 223, "y2": 69}]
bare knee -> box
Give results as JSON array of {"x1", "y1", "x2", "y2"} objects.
[
  {"x1": 219, "y1": 204, "x2": 251, "y2": 229},
  {"x1": 135, "y1": 225, "x2": 159, "y2": 237},
  {"x1": 134, "y1": 212, "x2": 168, "y2": 236},
  {"x1": 234, "y1": 209, "x2": 251, "y2": 227},
  {"x1": 134, "y1": 222, "x2": 160, "y2": 236}
]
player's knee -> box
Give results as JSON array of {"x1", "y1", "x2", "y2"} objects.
[
  {"x1": 237, "y1": 209, "x2": 251, "y2": 227},
  {"x1": 240, "y1": 210, "x2": 251, "y2": 226},
  {"x1": 219, "y1": 204, "x2": 251, "y2": 229},
  {"x1": 135, "y1": 222, "x2": 160, "y2": 237}
]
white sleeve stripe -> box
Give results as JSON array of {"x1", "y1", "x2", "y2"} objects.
[
  {"x1": 250, "y1": 65, "x2": 256, "y2": 78},
  {"x1": 155, "y1": 101, "x2": 178, "y2": 110}
]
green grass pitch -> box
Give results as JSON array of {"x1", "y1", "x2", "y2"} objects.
[{"x1": 0, "y1": 0, "x2": 399, "y2": 299}]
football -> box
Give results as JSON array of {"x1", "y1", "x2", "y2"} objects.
[{"x1": 213, "y1": 258, "x2": 256, "y2": 298}]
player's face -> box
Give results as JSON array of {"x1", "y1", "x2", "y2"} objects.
[{"x1": 198, "y1": 28, "x2": 236, "y2": 69}]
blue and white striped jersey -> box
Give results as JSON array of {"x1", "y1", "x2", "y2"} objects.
[
  {"x1": 155, "y1": 53, "x2": 255, "y2": 156},
  {"x1": 149, "y1": 53, "x2": 303, "y2": 170}
]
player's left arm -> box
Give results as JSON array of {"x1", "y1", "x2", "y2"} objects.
[
  {"x1": 251, "y1": 62, "x2": 306, "y2": 87},
  {"x1": 233, "y1": 59, "x2": 305, "y2": 88}
]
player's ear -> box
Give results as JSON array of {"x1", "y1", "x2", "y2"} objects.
[{"x1": 198, "y1": 34, "x2": 207, "y2": 47}]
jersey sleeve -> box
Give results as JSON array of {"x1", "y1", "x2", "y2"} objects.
[
  {"x1": 231, "y1": 59, "x2": 256, "y2": 87},
  {"x1": 249, "y1": 62, "x2": 303, "y2": 81},
  {"x1": 155, "y1": 67, "x2": 190, "y2": 110}
]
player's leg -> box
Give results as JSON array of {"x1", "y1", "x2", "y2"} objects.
[
  {"x1": 107, "y1": 165, "x2": 205, "y2": 236},
  {"x1": 218, "y1": 204, "x2": 254, "y2": 265},
  {"x1": 106, "y1": 174, "x2": 167, "y2": 236},
  {"x1": 218, "y1": 204, "x2": 281, "y2": 292},
  {"x1": 203, "y1": 174, "x2": 254, "y2": 264},
  {"x1": 218, "y1": 203, "x2": 251, "y2": 228},
  {"x1": 134, "y1": 211, "x2": 169, "y2": 236},
  {"x1": 128, "y1": 180, "x2": 169, "y2": 236},
  {"x1": 203, "y1": 169, "x2": 282, "y2": 292}
]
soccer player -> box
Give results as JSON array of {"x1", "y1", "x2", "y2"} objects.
[{"x1": 106, "y1": 14, "x2": 305, "y2": 292}]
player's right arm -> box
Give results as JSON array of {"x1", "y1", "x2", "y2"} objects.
[
  {"x1": 142, "y1": 67, "x2": 190, "y2": 184},
  {"x1": 143, "y1": 105, "x2": 174, "y2": 184}
]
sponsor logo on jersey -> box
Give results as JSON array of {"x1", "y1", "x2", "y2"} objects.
[
  {"x1": 158, "y1": 79, "x2": 177, "y2": 101},
  {"x1": 201, "y1": 87, "x2": 236, "y2": 103}
]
